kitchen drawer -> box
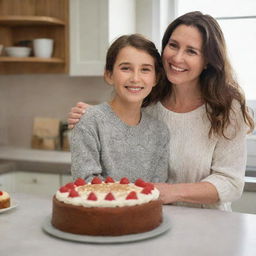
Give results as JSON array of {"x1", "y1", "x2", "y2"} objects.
[
  {"x1": 60, "y1": 174, "x2": 73, "y2": 186},
  {"x1": 232, "y1": 191, "x2": 256, "y2": 214},
  {"x1": 15, "y1": 172, "x2": 60, "y2": 196},
  {"x1": 0, "y1": 172, "x2": 15, "y2": 192}
]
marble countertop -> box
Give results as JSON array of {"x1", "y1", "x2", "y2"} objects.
[{"x1": 1, "y1": 193, "x2": 256, "y2": 256}]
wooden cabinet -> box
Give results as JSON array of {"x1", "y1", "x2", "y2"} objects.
[
  {"x1": 69, "y1": 0, "x2": 135, "y2": 76},
  {"x1": 0, "y1": 0, "x2": 69, "y2": 74}
]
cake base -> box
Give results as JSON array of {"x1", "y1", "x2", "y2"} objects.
[
  {"x1": 0, "y1": 198, "x2": 10, "y2": 209},
  {"x1": 51, "y1": 196, "x2": 163, "y2": 236}
]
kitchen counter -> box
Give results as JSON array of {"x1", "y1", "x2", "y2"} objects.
[
  {"x1": 1, "y1": 193, "x2": 256, "y2": 256},
  {"x1": 0, "y1": 146, "x2": 71, "y2": 174},
  {"x1": 2, "y1": 146, "x2": 256, "y2": 191}
]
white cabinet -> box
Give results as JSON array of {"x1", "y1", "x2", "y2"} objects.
[
  {"x1": 14, "y1": 172, "x2": 60, "y2": 196},
  {"x1": 232, "y1": 191, "x2": 256, "y2": 214},
  {"x1": 69, "y1": 0, "x2": 136, "y2": 76},
  {"x1": 0, "y1": 172, "x2": 15, "y2": 193}
]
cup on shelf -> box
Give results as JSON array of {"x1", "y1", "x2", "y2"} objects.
[{"x1": 33, "y1": 38, "x2": 54, "y2": 58}]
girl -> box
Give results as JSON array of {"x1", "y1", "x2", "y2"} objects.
[{"x1": 71, "y1": 34, "x2": 169, "y2": 183}]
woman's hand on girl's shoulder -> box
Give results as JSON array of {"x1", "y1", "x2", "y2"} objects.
[{"x1": 68, "y1": 102, "x2": 90, "y2": 129}]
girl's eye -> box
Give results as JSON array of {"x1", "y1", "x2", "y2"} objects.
[
  {"x1": 142, "y1": 68, "x2": 151, "y2": 72},
  {"x1": 120, "y1": 66, "x2": 130, "y2": 71}
]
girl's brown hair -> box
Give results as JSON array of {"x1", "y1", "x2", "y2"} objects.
[
  {"x1": 160, "y1": 11, "x2": 254, "y2": 137},
  {"x1": 105, "y1": 34, "x2": 164, "y2": 107}
]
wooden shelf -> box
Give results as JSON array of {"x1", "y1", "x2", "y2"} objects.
[
  {"x1": 0, "y1": 57, "x2": 65, "y2": 63},
  {"x1": 0, "y1": 0, "x2": 69, "y2": 73},
  {"x1": 0, "y1": 16, "x2": 66, "y2": 26}
]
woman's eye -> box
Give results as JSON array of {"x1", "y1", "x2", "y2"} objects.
[
  {"x1": 169, "y1": 42, "x2": 177, "y2": 49},
  {"x1": 187, "y1": 49, "x2": 197, "y2": 55}
]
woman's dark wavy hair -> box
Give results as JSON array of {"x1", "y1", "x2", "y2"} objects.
[
  {"x1": 104, "y1": 33, "x2": 164, "y2": 107},
  {"x1": 158, "y1": 11, "x2": 254, "y2": 137}
]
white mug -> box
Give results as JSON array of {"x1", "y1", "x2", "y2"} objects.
[{"x1": 33, "y1": 38, "x2": 54, "y2": 58}]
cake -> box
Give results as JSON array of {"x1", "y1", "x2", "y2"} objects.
[
  {"x1": 51, "y1": 176, "x2": 163, "y2": 236},
  {"x1": 0, "y1": 190, "x2": 11, "y2": 209}
]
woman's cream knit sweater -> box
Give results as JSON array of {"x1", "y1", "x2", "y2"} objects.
[{"x1": 146, "y1": 101, "x2": 248, "y2": 211}]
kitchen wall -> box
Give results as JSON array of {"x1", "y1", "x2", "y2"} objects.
[{"x1": 0, "y1": 75, "x2": 112, "y2": 148}]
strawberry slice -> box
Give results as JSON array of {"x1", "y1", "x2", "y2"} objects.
[
  {"x1": 135, "y1": 178, "x2": 146, "y2": 187},
  {"x1": 91, "y1": 176, "x2": 102, "y2": 184},
  {"x1": 126, "y1": 191, "x2": 138, "y2": 200},
  {"x1": 105, "y1": 192, "x2": 115, "y2": 201},
  {"x1": 0, "y1": 191, "x2": 3, "y2": 196},
  {"x1": 120, "y1": 177, "x2": 130, "y2": 184},
  {"x1": 69, "y1": 189, "x2": 79, "y2": 197},
  {"x1": 65, "y1": 182, "x2": 75, "y2": 189},
  {"x1": 105, "y1": 176, "x2": 115, "y2": 183},
  {"x1": 59, "y1": 186, "x2": 69, "y2": 193},
  {"x1": 74, "y1": 178, "x2": 86, "y2": 186},
  {"x1": 87, "y1": 192, "x2": 97, "y2": 201}
]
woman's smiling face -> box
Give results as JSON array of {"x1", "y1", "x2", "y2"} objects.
[{"x1": 162, "y1": 24, "x2": 206, "y2": 87}]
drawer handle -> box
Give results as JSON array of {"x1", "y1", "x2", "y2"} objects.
[{"x1": 32, "y1": 178, "x2": 38, "y2": 184}]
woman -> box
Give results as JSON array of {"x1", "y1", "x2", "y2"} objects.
[{"x1": 68, "y1": 12, "x2": 254, "y2": 211}]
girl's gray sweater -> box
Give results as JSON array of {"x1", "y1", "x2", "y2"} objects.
[{"x1": 71, "y1": 102, "x2": 170, "y2": 183}]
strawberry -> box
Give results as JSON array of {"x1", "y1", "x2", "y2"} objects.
[
  {"x1": 59, "y1": 186, "x2": 69, "y2": 193},
  {"x1": 65, "y1": 182, "x2": 75, "y2": 189},
  {"x1": 105, "y1": 176, "x2": 115, "y2": 183},
  {"x1": 141, "y1": 186, "x2": 152, "y2": 195},
  {"x1": 120, "y1": 177, "x2": 130, "y2": 184},
  {"x1": 0, "y1": 191, "x2": 3, "y2": 196},
  {"x1": 135, "y1": 178, "x2": 146, "y2": 187},
  {"x1": 145, "y1": 183, "x2": 154, "y2": 190},
  {"x1": 87, "y1": 192, "x2": 97, "y2": 201},
  {"x1": 105, "y1": 192, "x2": 115, "y2": 201},
  {"x1": 91, "y1": 176, "x2": 102, "y2": 184},
  {"x1": 74, "y1": 178, "x2": 86, "y2": 186},
  {"x1": 68, "y1": 189, "x2": 79, "y2": 197},
  {"x1": 126, "y1": 191, "x2": 138, "y2": 200}
]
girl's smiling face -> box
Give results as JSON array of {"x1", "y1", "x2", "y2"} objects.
[
  {"x1": 105, "y1": 46, "x2": 157, "y2": 106},
  {"x1": 162, "y1": 24, "x2": 206, "y2": 88}
]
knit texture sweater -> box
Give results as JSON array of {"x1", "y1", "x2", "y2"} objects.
[
  {"x1": 71, "y1": 102, "x2": 170, "y2": 183},
  {"x1": 146, "y1": 101, "x2": 248, "y2": 211}
]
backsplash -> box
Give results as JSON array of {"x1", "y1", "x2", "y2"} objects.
[{"x1": 0, "y1": 74, "x2": 112, "y2": 148}]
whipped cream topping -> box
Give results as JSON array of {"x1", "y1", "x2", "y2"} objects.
[
  {"x1": 56, "y1": 182, "x2": 160, "y2": 208},
  {"x1": 0, "y1": 191, "x2": 10, "y2": 200}
]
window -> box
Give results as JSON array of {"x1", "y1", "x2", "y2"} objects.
[{"x1": 175, "y1": 0, "x2": 256, "y2": 110}]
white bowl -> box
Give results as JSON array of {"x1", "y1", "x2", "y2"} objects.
[{"x1": 5, "y1": 46, "x2": 31, "y2": 57}]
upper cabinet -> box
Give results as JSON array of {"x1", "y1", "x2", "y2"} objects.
[
  {"x1": 0, "y1": 0, "x2": 69, "y2": 74},
  {"x1": 69, "y1": 0, "x2": 136, "y2": 76}
]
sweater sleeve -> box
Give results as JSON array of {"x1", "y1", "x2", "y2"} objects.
[
  {"x1": 71, "y1": 117, "x2": 102, "y2": 181},
  {"x1": 202, "y1": 102, "x2": 248, "y2": 203},
  {"x1": 153, "y1": 129, "x2": 170, "y2": 183}
]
